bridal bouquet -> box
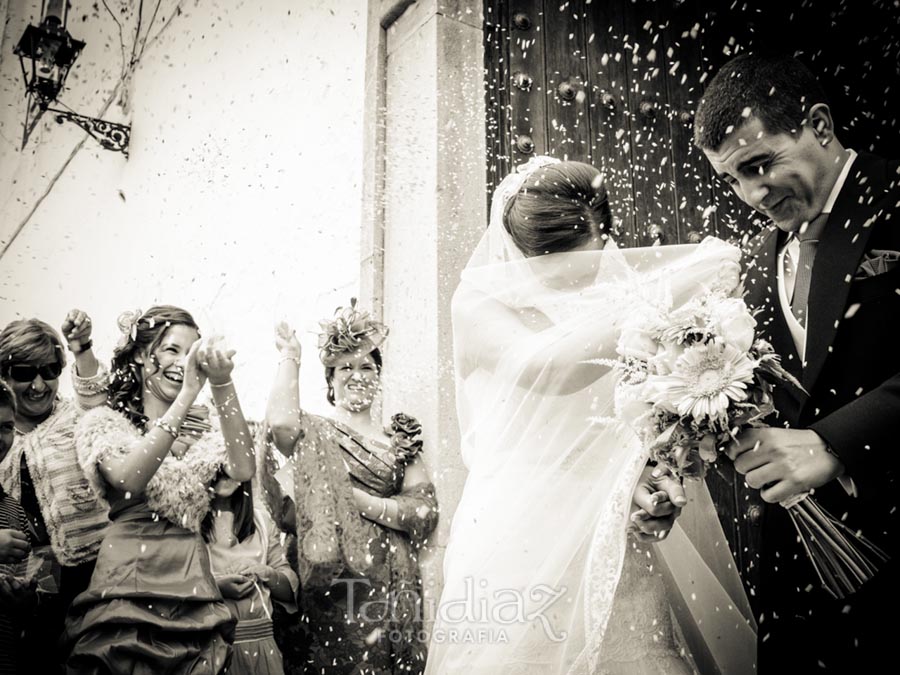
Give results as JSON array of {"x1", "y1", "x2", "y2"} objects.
[{"x1": 605, "y1": 286, "x2": 887, "y2": 599}]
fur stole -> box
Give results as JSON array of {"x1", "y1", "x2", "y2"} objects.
[{"x1": 75, "y1": 406, "x2": 228, "y2": 533}]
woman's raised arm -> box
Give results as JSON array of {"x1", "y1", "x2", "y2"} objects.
[
  {"x1": 202, "y1": 337, "x2": 255, "y2": 482},
  {"x1": 454, "y1": 291, "x2": 616, "y2": 397},
  {"x1": 265, "y1": 322, "x2": 303, "y2": 456}
]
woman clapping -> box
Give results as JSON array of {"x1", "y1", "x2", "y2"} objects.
[{"x1": 64, "y1": 305, "x2": 255, "y2": 674}]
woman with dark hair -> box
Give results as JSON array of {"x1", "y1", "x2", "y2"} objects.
[
  {"x1": 203, "y1": 469, "x2": 299, "y2": 675},
  {"x1": 263, "y1": 301, "x2": 438, "y2": 675},
  {"x1": 63, "y1": 305, "x2": 256, "y2": 674},
  {"x1": 0, "y1": 310, "x2": 109, "y2": 674},
  {"x1": 426, "y1": 157, "x2": 754, "y2": 674},
  {"x1": 502, "y1": 159, "x2": 614, "y2": 258}
]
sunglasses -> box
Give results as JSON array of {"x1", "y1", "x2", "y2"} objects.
[{"x1": 6, "y1": 362, "x2": 63, "y2": 383}]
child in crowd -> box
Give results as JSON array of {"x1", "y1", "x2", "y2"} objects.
[{"x1": 204, "y1": 470, "x2": 299, "y2": 675}]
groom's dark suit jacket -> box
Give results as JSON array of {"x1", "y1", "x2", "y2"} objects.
[{"x1": 740, "y1": 152, "x2": 900, "y2": 672}]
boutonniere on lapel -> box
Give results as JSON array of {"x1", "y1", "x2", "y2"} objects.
[
  {"x1": 386, "y1": 413, "x2": 423, "y2": 465},
  {"x1": 854, "y1": 249, "x2": 900, "y2": 279}
]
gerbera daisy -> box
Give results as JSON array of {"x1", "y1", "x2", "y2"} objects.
[
  {"x1": 658, "y1": 300, "x2": 712, "y2": 346},
  {"x1": 648, "y1": 341, "x2": 757, "y2": 427}
]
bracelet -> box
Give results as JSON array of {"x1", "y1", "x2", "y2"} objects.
[
  {"x1": 153, "y1": 418, "x2": 180, "y2": 439},
  {"x1": 69, "y1": 339, "x2": 92, "y2": 354},
  {"x1": 278, "y1": 355, "x2": 301, "y2": 368},
  {"x1": 209, "y1": 379, "x2": 234, "y2": 389},
  {"x1": 214, "y1": 392, "x2": 238, "y2": 408},
  {"x1": 378, "y1": 498, "x2": 388, "y2": 521},
  {"x1": 72, "y1": 361, "x2": 110, "y2": 396}
]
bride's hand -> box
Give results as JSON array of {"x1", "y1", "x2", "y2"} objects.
[
  {"x1": 628, "y1": 464, "x2": 686, "y2": 543},
  {"x1": 274, "y1": 321, "x2": 301, "y2": 359}
]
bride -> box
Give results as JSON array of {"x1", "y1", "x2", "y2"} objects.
[{"x1": 426, "y1": 157, "x2": 756, "y2": 674}]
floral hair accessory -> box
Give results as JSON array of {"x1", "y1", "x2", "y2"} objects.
[
  {"x1": 115, "y1": 309, "x2": 143, "y2": 349},
  {"x1": 386, "y1": 412, "x2": 423, "y2": 464},
  {"x1": 317, "y1": 298, "x2": 388, "y2": 366},
  {"x1": 502, "y1": 155, "x2": 561, "y2": 222}
]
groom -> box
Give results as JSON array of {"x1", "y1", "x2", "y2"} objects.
[{"x1": 694, "y1": 53, "x2": 900, "y2": 671}]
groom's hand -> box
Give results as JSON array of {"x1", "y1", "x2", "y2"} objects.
[
  {"x1": 726, "y1": 428, "x2": 845, "y2": 503},
  {"x1": 629, "y1": 464, "x2": 687, "y2": 543}
]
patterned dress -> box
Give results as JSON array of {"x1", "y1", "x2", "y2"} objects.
[{"x1": 270, "y1": 414, "x2": 438, "y2": 675}]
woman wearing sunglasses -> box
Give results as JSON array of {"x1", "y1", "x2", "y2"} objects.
[
  {"x1": 0, "y1": 311, "x2": 111, "y2": 673},
  {"x1": 63, "y1": 305, "x2": 255, "y2": 674}
]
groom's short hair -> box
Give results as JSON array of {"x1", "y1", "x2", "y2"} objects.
[{"x1": 693, "y1": 53, "x2": 830, "y2": 151}]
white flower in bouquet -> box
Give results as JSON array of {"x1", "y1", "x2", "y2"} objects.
[
  {"x1": 647, "y1": 341, "x2": 757, "y2": 427},
  {"x1": 617, "y1": 306, "x2": 666, "y2": 361},
  {"x1": 616, "y1": 325, "x2": 659, "y2": 361},
  {"x1": 648, "y1": 340, "x2": 685, "y2": 376},
  {"x1": 658, "y1": 298, "x2": 712, "y2": 345},
  {"x1": 613, "y1": 380, "x2": 655, "y2": 426},
  {"x1": 709, "y1": 297, "x2": 757, "y2": 352},
  {"x1": 711, "y1": 259, "x2": 742, "y2": 295}
]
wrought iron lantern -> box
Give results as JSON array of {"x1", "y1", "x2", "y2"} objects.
[{"x1": 14, "y1": 0, "x2": 130, "y2": 154}]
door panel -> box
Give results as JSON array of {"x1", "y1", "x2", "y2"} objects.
[{"x1": 586, "y1": 1, "x2": 637, "y2": 240}]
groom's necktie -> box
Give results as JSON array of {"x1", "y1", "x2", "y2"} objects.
[{"x1": 789, "y1": 212, "x2": 829, "y2": 328}]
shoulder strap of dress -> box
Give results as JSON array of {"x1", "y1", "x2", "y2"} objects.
[{"x1": 325, "y1": 418, "x2": 394, "y2": 460}]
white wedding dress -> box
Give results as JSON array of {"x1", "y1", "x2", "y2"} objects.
[
  {"x1": 601, "y1": 543, "x2": 691, "y2": 674},
  {"x1": 425, "y1": 157, "x2": 756, "y2": 675}
]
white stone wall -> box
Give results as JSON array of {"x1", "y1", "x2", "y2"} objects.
[
  {"x1": 0, "y1": 0, "x2": 367, "y2": 417},
  {"x1": 363, "y1": 0, "x2": 487, "y2": 624}
]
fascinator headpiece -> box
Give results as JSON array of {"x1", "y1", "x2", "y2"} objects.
[{"x1": 317, "y1": 298, "x2": 388, "y2": 366}]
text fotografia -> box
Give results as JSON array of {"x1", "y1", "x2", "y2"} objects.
[{"x1": 333, "y1": 576, "x2": 569, "y2": 643}]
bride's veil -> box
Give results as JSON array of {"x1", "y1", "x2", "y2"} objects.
[{"x1": 427, "y1": 157, "x2": 756, "y2": 674}]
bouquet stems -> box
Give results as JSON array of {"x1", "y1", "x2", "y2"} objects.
[{"x1": 784, "y1": 494, "x2": 888, "y2": 599}]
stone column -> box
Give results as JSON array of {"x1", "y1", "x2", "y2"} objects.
[{"x1": 360, "y1": 0, "x2": 486, "y2": 627}]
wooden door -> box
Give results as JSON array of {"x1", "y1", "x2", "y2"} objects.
[
  {"x1": 485, "y1": 0, "x2": 757, "y2": 247},
  {"x1": 484, "y1": 0, "x2": 900, "y2": 604}
]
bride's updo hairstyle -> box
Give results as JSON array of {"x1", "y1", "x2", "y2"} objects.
[{"x1": 503, "y1": 161, "x2": 612, "y2": 258}]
